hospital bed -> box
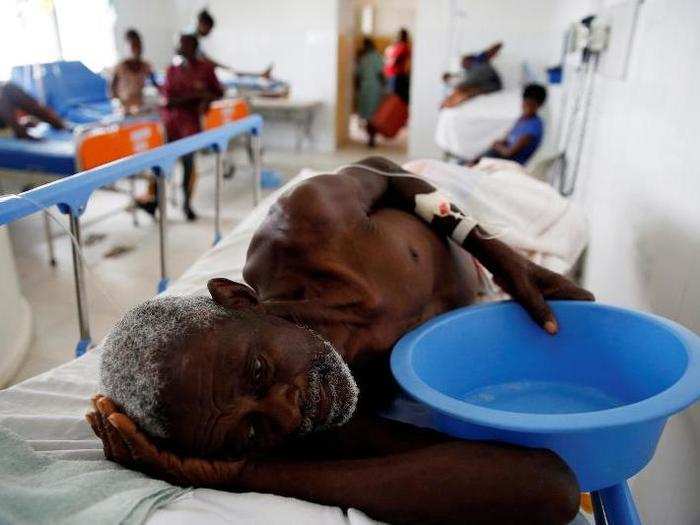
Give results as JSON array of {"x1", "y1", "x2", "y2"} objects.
[
  {"x1": 220, "y1": 74, "x2": 290, "y2": 98},
  {"x1": 2, "y1": 58, "x2": 254, "y2": 260},
  {"x1": 11, "y1": 61, "x2": 117, "y2": 125},
  {"x1": 249, "y1": 98, "x2": 322, "y2": 152},
  {"x1": 0, "y1": 130, "x2": 639, "y2": 523},
  {"x1": 0, "y1": 119, "x2": 166, "y2": 265},
  {"x1": 0, "y1": 115, "x2": 262, "y2": 356}
]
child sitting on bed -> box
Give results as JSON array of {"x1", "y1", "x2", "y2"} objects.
[{"x1": 471, "y1": 83, "x2": 547, "y2": 166}]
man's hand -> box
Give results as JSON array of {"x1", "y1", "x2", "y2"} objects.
[
  {"x1": 491, "y1": 257, "x2": 594, "y2": 334},
  {"x1": 86, "y1": 394, "x2": 245, "y2": 487}
]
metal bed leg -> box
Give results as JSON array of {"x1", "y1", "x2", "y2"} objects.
[
  {"x1": 69, "y1": 215, "x2": 91, "y2": 356},
  {"x1": 157, "y1": 175, "x2": 169, "y2": 293},
  {"x1": 251, "y1": 132, "x2": 262, "y2": 206},
  {"x1": 129, "y1": 175, "x2": 139, "y2": 227},
  {"x1": 591, "y1": 491, "x2": 607, "y2": 524},
  {"x1": 597, "y1": 483, "x2": 642, "y2": 525},
  {"x1": 169, "y1": 170, "x2": 179, "y2": 207},
  {"x1": 214, "y1": 149, "x2": 222, "y2": 245},
  {"x1": 43, "y1": 211, "x2": 56, "y2": 267}
]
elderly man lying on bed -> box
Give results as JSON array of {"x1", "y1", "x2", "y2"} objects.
[{"x1": 88, "y1": 156, "x2": 593, "y2": 525}]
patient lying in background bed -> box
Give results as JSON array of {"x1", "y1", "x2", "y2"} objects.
[
  {"x1": 441, "y1": 42, "x2": 503, "y2": 108},
  {"x1": 89, "y1": 156, "x2": 592, "y2": 525},
  {"x1": 0, "y1": 82, "x2": 67, "y2": 139}
]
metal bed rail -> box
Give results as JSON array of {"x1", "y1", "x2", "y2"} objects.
[{"x1": 0, "y1": 114, "x2": 263, "y2": 356}]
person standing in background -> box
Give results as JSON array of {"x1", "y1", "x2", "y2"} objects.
[
  {"x1": 383, "y1": 28, "x2": 411, "y2": 103},
  {"x1": 137, "y1": 34, "x2": 223, "y2": 221},
  {"x1": 111, "y1": 29, "x2": 156, "y2": 115},
  {"x1": 189, "y1": 9, "x2": 273, "y2": 78},
  {"x1": 355, "y1": 37, "x2": 384, "y2": 147},
  {"x1": 161, "y1": 33, "x2": 223, "y2": 221}
]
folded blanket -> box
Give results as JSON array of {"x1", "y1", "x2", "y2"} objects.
[{"x1": 0, "y1": 425, "x2": 188, "y2": 525}]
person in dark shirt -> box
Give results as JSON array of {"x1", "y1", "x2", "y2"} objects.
[{"x1": 471, "y1": 83, "x2": 547, "y2": 166}]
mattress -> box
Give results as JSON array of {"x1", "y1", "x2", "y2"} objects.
[{"x1": 0, "y1": 129, "x2": 75, "y2": 175}]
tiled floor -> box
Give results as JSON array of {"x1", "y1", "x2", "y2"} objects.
[{"x1": 5, "y1": 144, "x2": 407, "y2": 386}]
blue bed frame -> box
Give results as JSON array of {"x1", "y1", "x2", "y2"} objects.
[{"x1": 0, "y1": 114, "x2": 263, "y2": 356}]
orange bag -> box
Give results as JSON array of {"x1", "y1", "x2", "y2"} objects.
[{"x1": 370, "y1": 94, "x2": 408, "y2": 138}]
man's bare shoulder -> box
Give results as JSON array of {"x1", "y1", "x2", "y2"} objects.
[{"x1": 275, "y1": 174, "x2": 370, "y2": 230}]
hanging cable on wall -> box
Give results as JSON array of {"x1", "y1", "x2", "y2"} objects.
[{"x1": 554, "y1": 16, "x2": 608, "y2": 197}]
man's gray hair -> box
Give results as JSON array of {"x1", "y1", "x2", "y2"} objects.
[{"x1": 100, "y1": 295, "x2": 233, "y2": 438}]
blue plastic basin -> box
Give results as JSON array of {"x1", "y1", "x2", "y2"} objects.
[{"x1": 391, "y1": 301, "x2": 700, "y2": 491}]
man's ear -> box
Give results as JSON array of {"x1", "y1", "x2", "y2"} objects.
[{"x1": 207, "y1": 278, "x2": 259, "y2": 310}]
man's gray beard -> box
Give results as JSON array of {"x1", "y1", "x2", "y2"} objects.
[{"x1": 298, "y1": 341, "x2": 359, "y2": 435}]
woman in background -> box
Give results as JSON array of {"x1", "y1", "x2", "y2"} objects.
[
  {"x1": 161, "y1": 33, "x2": 223, "y2": 221},
  {"x1": 383, "y1": 28, "x2": 411, "y2": 103},
  {"x1": 355, "y1": 37, "x2": 384, "y2": 147},
  {"x1": 137, "y1": 34, "x2": 223, "y2": 221}
]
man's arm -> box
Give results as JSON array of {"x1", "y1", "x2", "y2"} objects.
[
  {"x1": 484, "y1": 41, "x2": 503, "y2": 61},
  {"x1": 334, "y1": 157, "x2": 593, "y2": 332},
  {"x1": 110, "y1": 68, "x2": 120, "y2": 100},
  {"x1": 200, "y1": 49, "x2": 273, "y2": 78},
  {"x1": 89, "y1": 396, "x2": 579, "y2": 525}
]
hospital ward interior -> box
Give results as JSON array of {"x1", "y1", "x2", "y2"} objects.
[{"x1": 1, "y1": 1, "x2": 699, "y2": 524}]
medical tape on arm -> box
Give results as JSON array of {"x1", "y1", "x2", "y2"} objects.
[{"x1": 414, "y1": 191, "x2": 478, "y2": 245}]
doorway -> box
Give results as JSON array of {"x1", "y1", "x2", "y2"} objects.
[{"x1": 336, "y1": 0, "x2": 416, "y2": 155}]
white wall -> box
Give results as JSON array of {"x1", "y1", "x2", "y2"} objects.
[
  {"x1": 112, "y1": 0, "x2": 178, "y2": 70},
  {"x1": 568, "y1": 1, "x2": 700, "y2": 522},
  {"x1": 354, "y1": 0, "x2": 417, "y2": 37},
  {"x1": 409, "y1": 0, "x2": 590, "y2": 158},
  {"x1": 171, "y1": 0, "x2": 339, "y2": 152}
]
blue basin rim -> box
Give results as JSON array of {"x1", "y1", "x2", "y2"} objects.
[{"x1": 391, "y1": 301, "x2": 700, "y2": 434}]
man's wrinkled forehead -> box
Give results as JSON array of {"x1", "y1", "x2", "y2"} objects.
[
  {"x1": 171, "y1": 312, "x2": 285, "y2": 374},
  {"x1": 176, "y1": 314, "x2": 253, "y2": 364},
  {"x1": 163, "y1": 316, "x2": 254, "y2": 402}
]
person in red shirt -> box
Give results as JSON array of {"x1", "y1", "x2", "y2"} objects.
[
  {"x1": 138, "y1": 33, "x2": 223, "y2": 221},
  {"x1": 383, "y1": 28, "x2": 411, "y2": 103},
  {"x1": 163, "y1": 33, "x2": 223, "y2": 220}
]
